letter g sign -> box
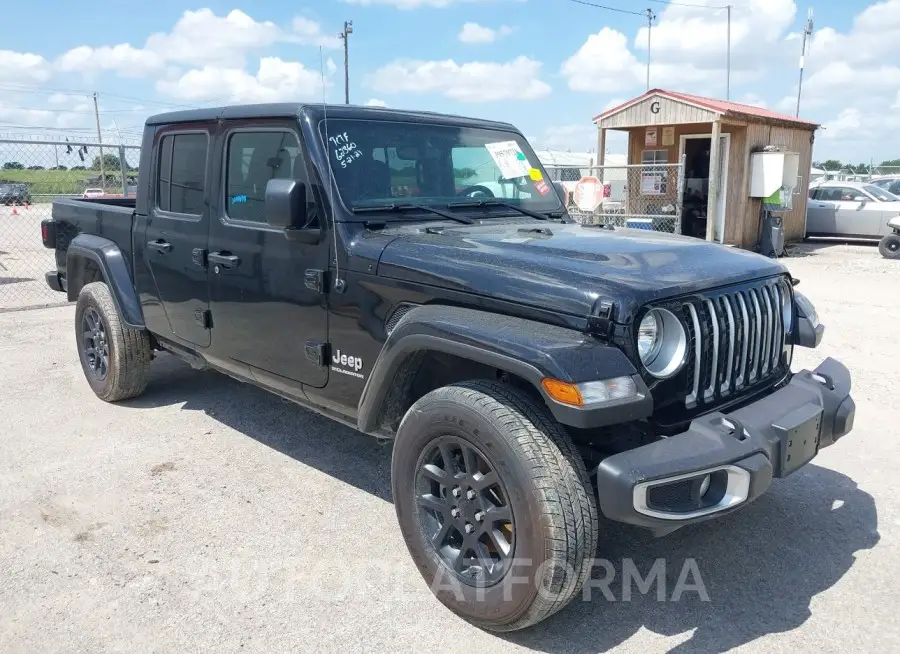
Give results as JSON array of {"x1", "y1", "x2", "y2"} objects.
[{"x1": 650, "y1": 101, "x2": 660, "y2": 114}]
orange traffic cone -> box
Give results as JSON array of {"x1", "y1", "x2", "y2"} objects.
[
  {"x1": 11, "y1": 207, "x2": 18, "y2": 215},
  {"x1": 24, "y1": 202, "x2": 30, "y2": 210}
]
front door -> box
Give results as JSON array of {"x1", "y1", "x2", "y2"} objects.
[
  {"x1": 207, "y1": 121, "x2": 329, "y2": 389},
  {"x1": 141, "y1": 127, "x2": 213, "y2": 347}
]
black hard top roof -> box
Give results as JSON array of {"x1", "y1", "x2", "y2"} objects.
[{"x1": 145, "y1": 103, "x2": 518, "y2": 132}]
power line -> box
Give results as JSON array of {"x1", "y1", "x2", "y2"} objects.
[{"x1": 560, "y1": 0, "x2": 644, "y2": 16}]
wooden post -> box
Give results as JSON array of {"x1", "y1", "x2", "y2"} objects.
[
  {"x1": 597, "y1": 126, "x2": 606, "y2": 182},
  {"x1": 705, "y1": 119, "x2": 722, "y2": 241}
]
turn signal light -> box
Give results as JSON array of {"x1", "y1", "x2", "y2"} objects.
[{"x1": 541, "y1": 378, "x2": 583, "y2": 407}]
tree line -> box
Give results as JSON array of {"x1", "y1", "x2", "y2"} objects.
[
  {"x1": 2, "y1": 154, "x2": 136, "y2": 172},
  {"x1": 813, "y1": 159, "x2": 900, "y2": 173}
]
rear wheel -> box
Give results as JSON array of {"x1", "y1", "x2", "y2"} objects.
[
  {"x1": 392, "y1": 380, "x2": 598, "y2": 632},
  {"x1": 75, "y1": 281, "x2": 151, "y2": 401},
  {"x1": 879, "y1": 233, "x2": 900, "y2": 259}
]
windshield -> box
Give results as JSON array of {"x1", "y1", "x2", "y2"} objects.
[
  {"x1": 863, "y1": 184, "x2": 899, "y2": 201},
  {"x1": 318, "y1": 118, "x2": 562, "y2": 217}
]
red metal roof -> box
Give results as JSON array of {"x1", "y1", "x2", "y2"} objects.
[{"x1": 595, "y1": 89, "x2": 819, "y2": 128}]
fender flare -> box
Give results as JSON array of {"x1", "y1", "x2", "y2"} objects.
[
  {"x1": 357, "y1": 305, "x2": 652, "y2": 433},
  {"x1": 67, "y1": 234, "x2": 145, "y2": 329}
]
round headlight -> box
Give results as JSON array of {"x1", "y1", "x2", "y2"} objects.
[
  {"x1": 637, "y1": 312, "x2": 661, "y2": 360},
  {"x1": 638, "y1": 308, "x2": 688, "y2": 379}
]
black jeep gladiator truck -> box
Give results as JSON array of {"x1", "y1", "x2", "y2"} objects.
[{"x1": 42, "y1": 103, "x2": 855, "y2": 631}]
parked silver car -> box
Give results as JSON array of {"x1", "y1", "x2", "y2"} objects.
[
  {"x1": 868, "y1": 175, "x2": 900, "y2": 196},
  {"x1": 807, "y1": 181, "x2": 900, "y2": 238}
]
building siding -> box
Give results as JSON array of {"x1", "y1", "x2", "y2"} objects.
[
  {"x1": 742, "y1": 122, "x2": 815, "y2": 247},
  {"x1": 600, "y1": 95, "x2": 719, "y2": 130}
]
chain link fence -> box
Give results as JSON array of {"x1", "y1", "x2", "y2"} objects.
[
  {"x1": 544, "y1": 160, "x2": 686, "y2": 234},
  {"x1": 0, "y1": 138, "x2": 141, "y2": 311}
]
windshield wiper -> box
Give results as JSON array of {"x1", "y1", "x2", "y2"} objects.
[
  {"x1": 446, "y1": 199, "x2": 558, "y2": 221},
  {"x1": 352, "y1": 203, "x2": 475, "y2": 224}
]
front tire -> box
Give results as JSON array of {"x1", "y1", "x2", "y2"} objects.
[
  {"x1": 392, "y1": 380, "x2": 598, "y2": 632},
  {"x1": 879, "y1": 233, "x2": 900, "y2": 259},
  {"x1": 75, "y1": 281, "x2": 151, "y2": 402}
]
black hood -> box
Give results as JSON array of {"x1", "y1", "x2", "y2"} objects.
[{"x1": 375, "y1": 222, "x2": 788, "y2": 323}]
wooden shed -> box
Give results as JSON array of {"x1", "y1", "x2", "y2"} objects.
[{"x1": 594, "y1": 89, "x2": 819, "y2": 248}]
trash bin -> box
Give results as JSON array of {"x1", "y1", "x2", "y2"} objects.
[{"x1": 759, "y1": 211, "x2": 785, "y2": 258}]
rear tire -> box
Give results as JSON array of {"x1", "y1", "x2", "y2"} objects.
[
  {"x1": 879, "y1": 233, "x2": 900, "y2": 259},
  {"x1": 75, "y1": 281, "x2": 151, "y2": 402},
  {"x1": 392, "y1": 380, "x2": 598, "y2": 632}
]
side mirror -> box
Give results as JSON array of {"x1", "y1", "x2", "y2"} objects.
[
  {"x1": 265, "y1": 179, "x2": 321, "y2": 244},
  {"x1": 854, "y1": 196, "x2": 866, "y2": 203}
]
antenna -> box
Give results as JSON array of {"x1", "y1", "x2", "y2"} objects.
[{"x1": 320, "y1": 47, "x2": 345, "y2": 293}]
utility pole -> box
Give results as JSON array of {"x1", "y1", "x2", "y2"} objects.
[
  {"x1": 339, "y1": 21, "x2": 353, "y2": 105},
  {"x1": 92, "y1": 92, "x2": 105, "y2": 192},
  {"x1": 645, "y1": 9, "x2": 655, "y2": 91},
  {"x1": 726, "y1": 5, "x2": 732, "y2": 100},
  {"x1": 796, "y1": 8, "x2": 814, "y2": 118}
]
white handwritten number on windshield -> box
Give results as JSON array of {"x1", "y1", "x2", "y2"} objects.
[{"x1": 330, "y1": 132, "x2": 362, "y2": 169}]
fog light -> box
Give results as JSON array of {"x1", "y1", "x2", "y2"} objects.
[{"x1": 698, "y1": 474, "x2": 711, "y2": 498}]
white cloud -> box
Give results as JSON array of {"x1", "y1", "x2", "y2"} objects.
[
  {"x1": 369, "y1": 56, "x2": 551, "y2": 101},
  {"x1": 563, "y1": 1, "x2": 797, "y2": 94},
  {"x1": 156, "y1": 57, "x2": 324, "y2": 104},
  {"x1": 56, "y1": 44, "x2": 164, "y2": 77},
  {"x1": 561, "y1": 28, "x2": 642, "y2": 93},
  {"x1": 458, "y1": 22, "x2": 512, "y2": 44},
  {"x1": 365, "y1": 99, "x2": 388, "y2": 107},
  {"x1": 55, "y1": 9, "x2": 337, "y2": 78},
  {"x1": 531, "y1": 124, "x2": 597, "y2": 152},
  {"x1": 291, "y1": 17, "x2": 342, "y2": 49},
  {"x1": 0, "y1": 50, "x2": 52, "y2": 84}
]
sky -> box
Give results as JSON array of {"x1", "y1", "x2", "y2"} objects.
[{"x1": 0, "y1": 0, "x2": 896, "y2": 164}]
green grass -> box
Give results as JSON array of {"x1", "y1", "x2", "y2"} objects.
[{"x1": 0, "y1": 169, "x2": 134, "y2": 196}]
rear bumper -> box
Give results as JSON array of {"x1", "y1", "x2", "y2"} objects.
[
  {"x1": 595, "y1": 357, "x2": 855, "y2": 535},
  {"x1": 45, "y1": 271, "x2": 65, "y2": 293}
]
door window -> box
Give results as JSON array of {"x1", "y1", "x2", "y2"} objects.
[
  {"x1": 225, "y1": 130, "x2": 307, "y2": 224},
  {"x1": 157, "y1": 133, "x2": 208, "y2": 215}
]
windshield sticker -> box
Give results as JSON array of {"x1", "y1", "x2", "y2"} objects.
[
  {"x1": 329, "y1": 132, "x2": 362, "y2": 169},
  {"x1": 529, "y1": 168, "x2": 543, "y2": 182},
  {"x1": 485, "y1": 141, "x2": 532, "y2": 180},
  {"x1": 534, "y1": 180, "x2": 551, "y2": 196}
]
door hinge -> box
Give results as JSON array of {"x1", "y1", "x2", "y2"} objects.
[
  {"x1": 194, "y1": 309, "x2": 212, "y2": 329},
  {"x1": 304, "y1": 269, "x2": 326, "y2": 293},
  {"x1": 192, "y1": 248, "x2": 208, "y2": 268},
  {"x1": 304, "y1": 341, "x2": 329, "y2": 367}
]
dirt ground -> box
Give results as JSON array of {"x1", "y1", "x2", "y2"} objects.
[{"x1": 0, "y1": 241, "x2": 897, "y2": 653}]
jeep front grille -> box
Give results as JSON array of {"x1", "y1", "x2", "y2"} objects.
[{"x1": 682, "y1": 279, "x2": 790, "y2": 409}]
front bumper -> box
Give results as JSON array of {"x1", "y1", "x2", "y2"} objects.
[{"x1": 595, "y1": 357, "x2": 855, "y2": 535}]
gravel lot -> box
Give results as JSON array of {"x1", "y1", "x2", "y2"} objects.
[{"x1": 1, "y1": 241, "x2": 897, "y2": 653}]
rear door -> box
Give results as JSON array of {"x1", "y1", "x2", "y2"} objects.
[
  {"x1": 140, "y1": 125, "x2": 213, "y2": 347},
  {"x1": 206, "y1": 120, "x2": 329, "y2": 388}
]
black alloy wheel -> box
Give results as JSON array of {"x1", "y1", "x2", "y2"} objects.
[
  {"x1": 415, "y1": 436, "x2": 514, "y2": 586},
  {"x1": 81, "y1": 306, "x2": 110, "y2": 380}
]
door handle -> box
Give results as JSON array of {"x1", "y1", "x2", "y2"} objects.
[
  {"x1": 208, "y1": 252, "x2": 241, "y2": 269},
  {"x1": 147, "y1": 239, "x2": 172, "y2": 253}
]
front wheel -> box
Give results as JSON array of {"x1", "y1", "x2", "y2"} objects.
[
  {"x1": 879, "y1": 233, "x2": 900, "y2": 259},
  {"x1": 392, "y1": 380, "x2": 598, "y2": 632}
]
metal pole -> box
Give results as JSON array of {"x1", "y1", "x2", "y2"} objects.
[
  {"x1": 726, "y1": 5, "x2": 732, "y2": 100},
  {"x1": 119, "y1": 145, "x2": 128, "y2": 197},
  {"x1": 645, "y1": 9, "x2": 655, "y2": 91},
  {"x1": 796, "y1": 9, "x2": 813, "y2": 118},
  {"x1": 340, "y1": 21, "x2": 353, "y2": 105},
  {"x1": 92, "y1": 92, "x2": 105, "y2": 192}
]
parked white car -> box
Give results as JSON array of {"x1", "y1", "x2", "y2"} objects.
[
  {"x1": 82, "y1": 188, "x2": 105, "y2": 198},
  {"x1": 806, "y1": 181, "x2": 900, "y2": 239}
]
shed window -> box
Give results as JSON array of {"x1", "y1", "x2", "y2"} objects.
[{"x1": 641, "y1": 150, "x2": 668, "y2": 165}]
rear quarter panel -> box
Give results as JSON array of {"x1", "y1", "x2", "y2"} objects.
[{"x1": 52, "y1": 198, "x2": 136, "y2": 274}]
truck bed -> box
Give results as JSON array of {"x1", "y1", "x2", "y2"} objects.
[{"x1": 51, "y1": 197, "x2": 137, "y2": 274}]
